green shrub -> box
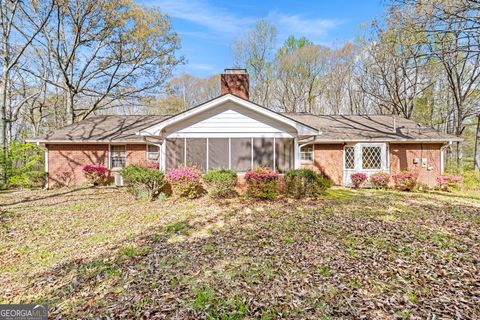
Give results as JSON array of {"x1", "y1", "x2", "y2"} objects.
[
  {"x1": 244, "y1": 167, "x2": 279, "y2": 200},
  {"x1": 284, "y1": 169, "x2": 332, "y2": 199},
  {"x1": 203, "y1": 168, "x2": 237, "y2": 198},
  {"x1": 120, "y1": 165, "x2": 166, "y2": 201}
]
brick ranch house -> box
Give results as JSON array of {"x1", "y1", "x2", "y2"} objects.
[{"x1": 28, "y1": 69, "x2": 460, "y2": 188}]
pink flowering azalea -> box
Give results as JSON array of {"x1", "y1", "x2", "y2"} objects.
[
  {"x1": 350, "y1": 172, "x2": 368, "y2": 189},
  {"x1": 244, "y1": 167, "x2": 279, "y2": 200},
  {"x1": 147, "y1": 162, "x2": 160, "y2": 170},
  {"x1": 165, "y1": 166, "x2": 203, "y2": 198},
  {"x1": 392, "y1": 171, "x2": 417, "y2": 191},
  {"x1": 370, "y1": 172, "x2": 390, "y2": 189},
  {"x1": 436, "y1": 175, "x2": 462, "y2": 191},
  {"x1": 244, "y1": 167, "x2": 278, "y2": 182},
  {"x1": 166, "y1": 166, "x2": 201, "y2": 182},
  {"x1": 82, "y1": 164, "x2": 108, "y2": 175},
  {"x1": 82, "y1": 164, "x2": 109, "y2": 186}
]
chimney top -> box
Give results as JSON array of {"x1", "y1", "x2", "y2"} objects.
[
  {"x1": 224, "y1": 68, "x2": 247, "y2": 74},
  {"x1": 220, "y1": 68, "x2": 249, "y2": 100}
]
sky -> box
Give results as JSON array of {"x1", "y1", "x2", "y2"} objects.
[{"x1": 139, "y1": 0, "x2": 386, "y2": 77}]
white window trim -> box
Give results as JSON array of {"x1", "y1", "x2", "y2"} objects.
[{"x1": 343, "y1": 145, "x2": 355, "y2": 170}]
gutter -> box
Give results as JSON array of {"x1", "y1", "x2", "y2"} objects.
[{"x1": 26, "y1": 139, "x2": 147, "y2": 144}]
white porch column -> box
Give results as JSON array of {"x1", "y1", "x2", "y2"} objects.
[
  {"x1": 160, "y1": 140, "x2": 166, "y2": 171},
  {"x1": 294, "y1": 137, "x2": 300, "y2": 169}
]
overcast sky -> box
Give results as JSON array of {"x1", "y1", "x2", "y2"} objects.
[{"x1": 139, "y1": 0, "x2": 386, "y2": 77}]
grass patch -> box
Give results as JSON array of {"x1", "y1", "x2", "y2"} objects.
[{"x1": 0, "y1": 187, "x2": 478, "y2": 318}]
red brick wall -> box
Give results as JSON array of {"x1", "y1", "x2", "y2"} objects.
[
  {"x1": 302, "y1": 144, "x2": 344, "y2": 185},
  {"x1": 47, "y1": 143, "x2": 148, "y2": 188},
  {"x1": 389, "y1": 143, "x2": 443, "y2": 186},
  {"x1": 305, "y1": 143, "x2": 444, "y2": 187},
  {"x1": 47, "y1": 144, "x2": 109, "y2": 187},
  {"x1": 126, "y1": 144, "x2": 147, "y2": 166}
]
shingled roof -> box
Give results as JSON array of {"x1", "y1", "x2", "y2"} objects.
[
  {"x1": 28, "y1": 113, "x2": 460, "y2": 143},
  {"x1": 28, "y1": 115, "x2": 170, "y2": 143},
  {"x1": 282, "y1": 113, "x2": 461, "y2": 142}
]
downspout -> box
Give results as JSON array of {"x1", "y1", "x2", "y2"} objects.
[
  {"x1": 144, "y1": 136, "x2": 164, "y2": 171},
  {"x1": 440, "y1": 142, "x2": 451, "y2": 175}
]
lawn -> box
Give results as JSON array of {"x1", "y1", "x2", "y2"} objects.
[{"x1": 0, "y1": 187, "x2": 479, "y2": 319}]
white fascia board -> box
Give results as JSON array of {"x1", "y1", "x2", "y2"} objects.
[
  {"x1": 166, "y1": 132, "x2": 295, "y2": 138},
  {"x1": 313, "y1": 139, "x2": 460, "y2": 144},
  {"x1": 137, "y1": 94, "x2": 319, "y2": 136}
]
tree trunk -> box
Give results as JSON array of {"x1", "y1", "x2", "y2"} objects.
[
  {"x1": 475, "y1": 114, "x2": 480, "y2": 172},
  {"x1": 0, "y1": 63, "x2": 9, "y2": 184},
  {"x1": 456, "y1": 140, "x2": 463, "y2": 172},
  {"x1": 66, "y1": 89, "x2": 75, "y2": 125}
]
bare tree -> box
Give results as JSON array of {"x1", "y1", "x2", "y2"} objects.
[
  {"x1": 0, "y1": 0, "x2": 53, "y2": 182},
  {"x1": 475, "y1": 113, "x2": 480, "y2": 171},
  {"x1": 360, "y1": 8, "x2": 432, "y2": 119},
  {"x1": 25, "y1": 0, "x2": 182, "y2": 125},
  {"x1": 392, "y1": 0, "x2": 480, "y2": 169},
  {"x1": 274, "y1": 36, "x2": 330, "y2": 113},
  {"x1": 233, "y1": 19, "x2": 277, "y2": 107}
]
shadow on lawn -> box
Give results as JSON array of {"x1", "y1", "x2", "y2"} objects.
[
  {"x1": 12, "y1": 190, "x2": 480, "y2": 319},
  {"x1": 0, "y1": 186, "x2": 94, "y2": 207},
  {"x1": 26, "y1": 210, "x2": 247, "y2": 319}
]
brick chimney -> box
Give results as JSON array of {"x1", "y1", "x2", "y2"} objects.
[{"x1": 220, "y1": 68, "x2": 249, "y2": 100}]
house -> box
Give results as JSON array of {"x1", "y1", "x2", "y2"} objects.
[{"x1": 28, "y1": 69, "x2": 461, "y2": 188}]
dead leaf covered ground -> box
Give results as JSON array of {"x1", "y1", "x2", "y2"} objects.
[{"x1": 0, "y1": 187, "x2": 479, "y2": 319}]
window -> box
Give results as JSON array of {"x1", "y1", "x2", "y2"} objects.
[
  {"x1": 345, "y1": 146, "x2": 355, "y2": 169},
  {"x1": 361, "y1": 146, "x2": 382, "y2": 169},
  {"x1": 147, "y1": 144, "x2": 160, "y2": 161},
  {"x1": 110, "y1": 145, "x2": 126, "y2": 168},
  {"x1": 300, "y1": 145, "x2": 314, "y2": 162},
  {"x1": 275, "y1": 138, "x2": 294, "y2": 173}
]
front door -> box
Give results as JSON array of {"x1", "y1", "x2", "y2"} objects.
[{"x1": 343, "y1": 143, "x2": 388, "y2": 186}]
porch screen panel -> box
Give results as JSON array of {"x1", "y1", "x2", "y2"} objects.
[
  {"x1": 253, "y1": 138, "x2": 273, "y2": 168},
  {"x1": 275, "y1": 138, "x2": 294, "y2": 173},
  {"x1": 208, "y1": 138, "x2": 229, "y2": 169},
  {"x1": 186, "y1": 138, "x2": 207, "y2": 171},
  {"x1": 165, "y1": 138, "x2": 184, "y2": 170},
  {"x1": 231, "y1": 138, "x2": 252, "y2": 172}
]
